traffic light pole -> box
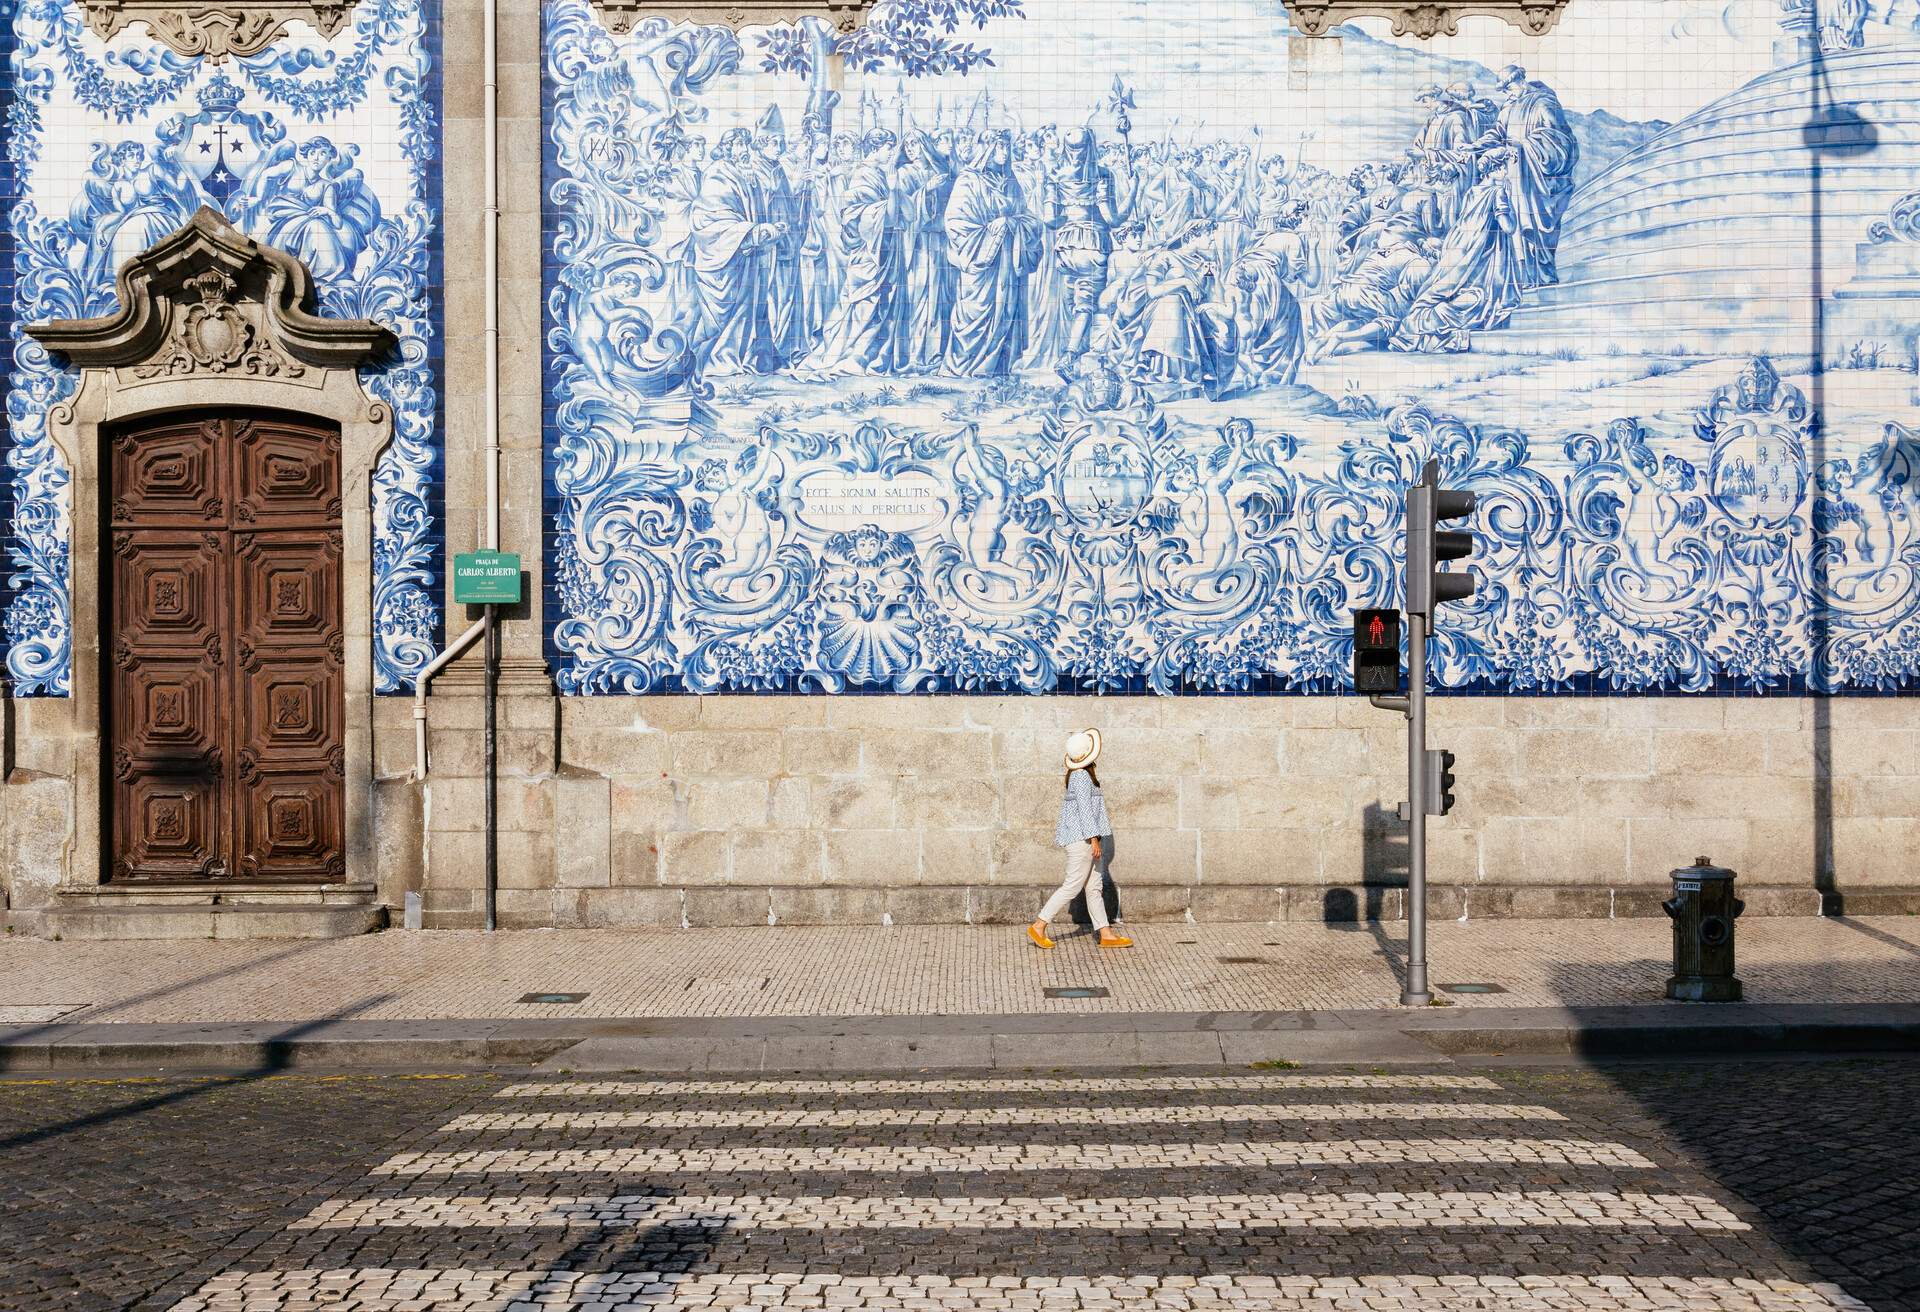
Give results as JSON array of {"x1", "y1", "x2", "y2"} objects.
[{"x1": 1403, "y1": 607, "x2": 1431, "y2": 1006}]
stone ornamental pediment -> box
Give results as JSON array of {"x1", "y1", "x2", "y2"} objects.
[
  {"x1": 590, "y1": 0, "x2": 871, "y2": 36},
  {"x1": 1281, "y1": 0, "x2": 1570, "y2": 37},
  {"x1": 26, "y1": 206, "x2": 393, "y2": 380},
  {"x1": 75, "y1": 0, "x2": 359, "y2": 61}
]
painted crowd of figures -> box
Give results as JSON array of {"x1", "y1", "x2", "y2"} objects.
[{"x1": 651, "y1": 63, "x2": 1577, "y2": 399}]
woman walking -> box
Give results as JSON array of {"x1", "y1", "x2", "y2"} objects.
[{"x1": 1029, "y1": 729, "x2": 1133, "y2": 949}]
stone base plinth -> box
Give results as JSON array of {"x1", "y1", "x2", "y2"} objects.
[
  {"x1": 408, "y1": 881, "x2": 1920, "y2": 929},
  {"x1": 41, "y1": 883, "x2": 387, "y2": 940}
]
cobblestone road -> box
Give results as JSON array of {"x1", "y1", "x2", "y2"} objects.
[{"x1": 0, "y1": 1058, "x2": 1914, "y2": 1311}]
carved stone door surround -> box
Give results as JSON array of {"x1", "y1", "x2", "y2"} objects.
[
  {"x1": 26, "y1": 206, "x2": 394, "y2": 893},
  {"x1": 75, "y1": 0, "x2": 360, "y2": 62}
]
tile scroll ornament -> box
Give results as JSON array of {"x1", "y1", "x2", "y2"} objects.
[
  {"x1": 1281, "y1": 0, "x2": 1569, "y2": 36},
  {"x1": 74, "y1": 0, "x2": 361, "y2": 62},
  {"x1": 589, "y1": 0, "x2": 871, "y2": 37}
]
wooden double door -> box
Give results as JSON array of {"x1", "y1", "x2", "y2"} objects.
[{"x1": 107, "y1": 409, "x2": 346, "y2": 882}]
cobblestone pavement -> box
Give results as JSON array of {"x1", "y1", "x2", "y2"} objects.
[
  {"x1": 1, "y1": 1059, "x2": 1915, "y2": 1311},
  {"x1": 3, "y1": 917, "x2": 1918, "y2": 1024}
]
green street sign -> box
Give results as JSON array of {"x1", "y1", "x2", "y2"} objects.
[{"x1": 453, "y1": 550, "x2": 522, "y2": 605}]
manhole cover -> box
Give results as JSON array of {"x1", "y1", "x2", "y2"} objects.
[
  {"x1": 1217, "y1": 956, "x2": 1266, "y2": 965},
  {"x1": 1044, "y1": 986, "x2": 1110, "y2": 1000},
  {"x1": 1437, "y1": 982, "x2": 1507, "y2": 995},
  {"x1": 0, "y1": 1004, "x2": 90, "y2": 1023},
  {"x1": 518, "y1": 992, "x2": 589, "y2": 1004}
]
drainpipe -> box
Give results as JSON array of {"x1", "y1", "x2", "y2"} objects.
[{"x1": 411, "y1": 0, "x2": 502, "y2": 782}]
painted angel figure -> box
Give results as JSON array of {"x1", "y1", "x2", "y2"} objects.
[
  {"x1": 67, "y1": 141, "x2": 199, "y2": 298},
  {"x1": 237, "y1": 136, "x2": 383, "y2": 281}
]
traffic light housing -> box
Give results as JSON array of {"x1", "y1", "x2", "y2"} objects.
[
  {"x1": 1405, "y1": 458, "x2": 1477, "y2": 617},
  {"x1": 1352, "y1": 608, "x2": 1401, "y2": 693},
  {"x1": 1425, "y1": 747, "x2": 1457, "y2": 816}
]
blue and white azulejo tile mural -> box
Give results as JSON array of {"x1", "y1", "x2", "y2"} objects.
[
  {"x1": 541, "y1": 0, "x2": 1920, "y2": 695},
  {"x1": 1, "y1": 0, "x2": 444, "y2": 695}
]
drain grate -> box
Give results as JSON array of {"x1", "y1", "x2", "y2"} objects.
[
  {"x1": 518, "y1": 992, "x2": 589, "y2": 1004},
  {"x1": 1044, "y1": 986, "x2": 1110, "y2": 1000},
  {"x1": 1437, "y1": 982, "x2": 1508, "y2": 995}
]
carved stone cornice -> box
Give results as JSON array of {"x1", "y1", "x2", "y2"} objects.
[
  {"x1": 75, "y1": 0, "x2": 359, "y2": 62},
  {"x1": 1282, "y1": 0, "x2": 1570, "y2": 37},
  {"x1": 26, "y1": 206, "x2": 393, "y2": 375},
  {"x1": 590, "y1": 0, "x2": 871, "y2": 37}
]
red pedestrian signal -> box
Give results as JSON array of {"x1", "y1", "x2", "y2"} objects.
[{"x1": 1352, "y1": 608, "x2": 1400, "y2": 691}]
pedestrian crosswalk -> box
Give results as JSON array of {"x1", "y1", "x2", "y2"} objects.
[{"x1": 167, "y1": 1069, "x2": 1874, "y2": 1311}]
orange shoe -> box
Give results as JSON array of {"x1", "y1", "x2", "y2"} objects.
[
  {"x1": 1027, "y1": 923, "x2": 1054, "y2": 949},
  {"x1": 1098, "y1": 932, "x2": 1134, "y2": 949}
]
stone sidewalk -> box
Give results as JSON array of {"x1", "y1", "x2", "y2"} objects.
[
  {"x1": 3, "y1": 916, "x2": 1917, "y2": 1024},
  {"x1": 0, "y1": 917, "x2": 1916, "y2": 1072}
]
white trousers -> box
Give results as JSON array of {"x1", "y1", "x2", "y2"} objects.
[{"x1": 1038, "y1": 840, "x2": 1108, "y2": 930}]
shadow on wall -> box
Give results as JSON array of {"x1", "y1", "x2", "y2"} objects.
[{"x1": 1806, "y1": 44, "x2": 1881, "y2": 915}]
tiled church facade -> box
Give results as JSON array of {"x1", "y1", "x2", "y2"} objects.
[{"x1": 1, "y1": 0, "x2": 1916, "y2": 934}]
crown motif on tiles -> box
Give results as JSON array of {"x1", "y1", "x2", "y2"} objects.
[
  {"x1": 76, "y1": 0, "x2": 361, "y2": 62},
  {"x1": 589, "y1": 0, "x2": 871, "y2": 37},
  {"x1": 1282, "y1": 0, "x2": 1570, "y2": 37}
]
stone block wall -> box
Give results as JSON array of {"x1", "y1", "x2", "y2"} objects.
[{"x1": 386, "y1": 691, "x2": 1920, "y2": 930}]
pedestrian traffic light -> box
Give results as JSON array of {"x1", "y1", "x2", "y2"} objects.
[
  {"x1": 1351, "y1": 607, "x2": 1400, "y2": 693},
  {"x1": 1405, "y1": 458, "x2": 1477, "y2": 617},
  {"x1": 1424, "y1": 747, "x2": 1457, "y2": 816}
]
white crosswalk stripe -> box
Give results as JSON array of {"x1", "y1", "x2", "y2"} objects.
[
  {"x1": 442, "y1": 1100, "x2": 1565, "y2": 1132},
  {"x1": 371, "y1": 1137, "x2": 1657, "y2": 1175},
  {"x1": 290, "y1": 1188, "x2": 1749, "y2": 1232},
  {"x1": 168, "y1": 1271, "x2": 1873, "y2": 1310},
  {"x1": 497, "y1": 1074, "x2": 1505, "y2": 1097}
]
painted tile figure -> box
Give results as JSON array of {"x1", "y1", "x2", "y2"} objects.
[{"x1": 542, "y1": 0, "x2": 1920, "y2": 696}]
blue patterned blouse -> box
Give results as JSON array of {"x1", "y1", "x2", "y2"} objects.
[{"x1": 1055, "y1": 768, "x2": 1113, "y2": 847}]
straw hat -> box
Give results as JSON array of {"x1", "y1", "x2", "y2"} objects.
[{"x1": 1064, "y1": 728, "x2": 1102, "y2": 770}]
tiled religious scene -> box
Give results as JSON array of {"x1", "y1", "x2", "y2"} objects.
[{"x1": 541, "y1": 0, "x2": 1920, "y2": 696}]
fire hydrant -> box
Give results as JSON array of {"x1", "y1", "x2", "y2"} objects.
[{"x1": 1661, "y1": 856, "x2": 1745, "y2": 1002}]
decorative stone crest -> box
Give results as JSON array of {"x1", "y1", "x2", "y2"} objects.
[
  {"x1": 589, "y1": 0, "x2": 870, "y2": 36},
  {"x1": 1282, "y1": 0, "x2": 1569, "y2": 37},
  {"x1": 27, "y1": 206, "x2": 393, "y2": 389},
  {"x1": 134, "y1": 269, "x2": 303, "y2": 381},
  {"x1": 76, "y1": 0, "x2": 360, "y2": 62}
]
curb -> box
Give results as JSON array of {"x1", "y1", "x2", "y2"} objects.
[{"x1": 2, "y1": 1004, "x2": 1915, "y2": 1074}]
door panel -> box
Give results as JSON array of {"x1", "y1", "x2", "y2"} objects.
[
  {"x1": 107, "y1": 411, "x2": 344, "y2": 884},
  {"x1": 110, "y1": 418, "x2": 227, "y2": 527},
  {"x1": 231, "y1": 417, "x2": 342, "y2": 528},
  {"x1": 115, "y1": 773, "x2": 224, "y2": 881}
]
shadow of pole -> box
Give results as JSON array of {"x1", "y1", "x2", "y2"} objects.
[
  {"x1": 0, "y1": 991, "x2": 395, "y2": 1153},
  {"x1": 1, "y1": 938, "x2": 330, "y2": 1049},
  {"x1": 1350, "y1": 801, "x2": 1411, "y2": 992},
  {"x1": 1802, "y1": 43, "x2": 1879, "y2": 915}
]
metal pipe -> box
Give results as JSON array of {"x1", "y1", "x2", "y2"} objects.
[
  {"x1": 1402, "y1": 609, "x2": 1431, "y2": 1006},
  {"x1": 483, "y1": 0, "x2": 500, "y2": 553},
  {"x1": 411, "y1": 616, "x2": 487, "y2": 779},
  {"x1": 409, "y1": 0, "x2": 503, "y2": 781},
  {"x1": 484, "y1": 604, "x2": 498, "y2": 932}
]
